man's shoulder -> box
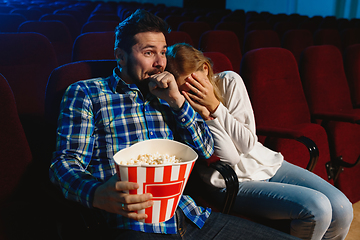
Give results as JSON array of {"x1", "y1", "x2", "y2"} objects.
[{"x1": 68, "y1": 76, "x2": 112, "y2": 91}]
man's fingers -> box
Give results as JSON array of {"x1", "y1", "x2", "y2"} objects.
[
  {"x1": 115, "y1": 180, "x2": 139, "y2": 191},
  {"x1": 125, "y1": 212, "x2": 149, "y2": 221},
  {"x1": 119, "y1": 199, "x2": 154, "y2": 212},
  {"x1": 116, "y1": 199, "x2": 154, "y2": 220}
]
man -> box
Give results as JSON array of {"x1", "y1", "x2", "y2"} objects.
[{"x1": 49, "y1": 9, "x2": 299, "y2": 240}]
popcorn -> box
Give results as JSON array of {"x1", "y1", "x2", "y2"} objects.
[{"x1": 118, "y1": 152, "x2": 181, "y2": 165}]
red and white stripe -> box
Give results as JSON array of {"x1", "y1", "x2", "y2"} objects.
[{"x1": 116, "y1": 161, "x2": 195, "y2": 223}]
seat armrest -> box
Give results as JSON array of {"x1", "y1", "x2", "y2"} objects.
[
  {"x1": 312, "y1": 111, "x2": 360, "y2": 124},
  {"x1": 326, "y1": 155, "x2": 360, "y2": 182},
  {"x1": 257, "y1": 126, "x2": 319, "y2": 171},
  {"x1": 209, "y1": 161, "x2": 239, "y2": 214},
  {"x1": 257, "y1": 126, "x2": 303, "y2": 139}
]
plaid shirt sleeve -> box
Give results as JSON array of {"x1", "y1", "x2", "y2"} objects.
[
  {"x1": 49, "y1": 82, "x2": 101, "y2": 208},
  {"x1": 172, "y1": 100, "x2": 214, "y2": 159}
]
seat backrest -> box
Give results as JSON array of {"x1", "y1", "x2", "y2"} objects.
[
  {"x1": 72, "y1": 31, "x2": 115, "y2": 62},
  {"x1": 45, "y1": 60, "x2": 117, "y2": 126},
  {"x1": 273, "y1": 21, "x2": 297, "y2": 39},
  {"x1": 165, "y1": 30, "x2": 194, "y2": 46},
  {"x1": 344, "y1": 43, "x2": 360, "y2": 108},
  {"x1": 54, "y1": 9, "x2": 88, "y2": 26},
  {"x1": 10, "y1": 8, "x2": 43, "y2": 21},
  {"x1": 318, "y1": 16, "x2": 337, "y2": 30},
  {"x1": 178, "y1": 21, "x2": 211, "y2": 48},
  {"x1": 199, "y1": 30, "x2": 242, "y2": 73},
  {"x1": 40, "y1": 13, "x2": 81, "y2": 42},
  {"x1": 0, "y1": 13, "x2": 26, "y2": 32},
  {"x1": 81, "y1": 20, "x2": 119, "y2": 33},
  {"x1": 340, "y1": 28, "x2": 360, "y2": 50},
  {"x1": 194, "y1": 15, "x2": 220, "y2": 29},
  {"x1": 164, "y1": 15, "x2": 191, "y2": 31},
  {"x1": 243, "y1": 29, "x2": 281, "y2": 54},
  {"x1": 299, "y1": 45, "x2": 353, "y2": 114},
  {"x1": 299, "y1": 16, "x2": 322, "y2": 31},
  {"x1": 281, "y1": 29, "x2": 314, "y2": 64},
  {"x1": 18, "y1": 20, "x2": 73, "y2": 66},
  {"x1": 240, "y1": 47, "x2": 311, "y2": 128},
  {"x1": 313, "y1": 29, "x2": 342, "y2": 51},
  {"x1": 87, "y1": 13, "x2": 120, "y2": 22},
  {"x1": 214, "y1": 21, "x2": 245, "y2": 48},
  {"x1": 203, "y1": 52, "x2": 233, "y2": 73},
  {"x1": 0, "y1": 6, "x2": 14, "y2": 14},
  {"x1": 244, "y1": 20, "x2": 272, "y2": 34},
  {"x1": 0, "y1": 73, "x2": 32, "y2": 205},
  {"x1": 0, "y1": 32, "x2": 58, "y2": 117}
]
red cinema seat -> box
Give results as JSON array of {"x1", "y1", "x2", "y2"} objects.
[
  {"x1": 299, "y1": 45, "x2": 360, "y2": 203},
  {"x1": 243, "y1": 29, "x2": 281, "y2": 54},
  {"x1": 203, "y1": 52, "x2": 233, "y2": 73},
  {"x1": 344, "y1": 43, "x2": 360, "y2": 108},
  {"x1": 72, "y1": 31, "x2": 115, "y2": 62},
  {"x1": 199, "y1": 30, "x2": 242, "y2": 73},
  {"x1": 81, "y1": 20, "x2": 119, "y2": 33},
  {"x1": 178, "y1": 21, "x2": 211, "y2": 48},
  {"x1": 166, "y1": 30, "x2": 194, "y2": 46},
  {"x1": 313, "y1": 29, "x2": 342, "y2": 51},
  {"x1": 281, "y1": 29, "x2": 314, "y2": 64},
  {"x1": 18, "y1": 20, "x2": 73, "y2": 65},
  {"x1": 240, "y1": 47, "x2": 332, "y2": 183}
]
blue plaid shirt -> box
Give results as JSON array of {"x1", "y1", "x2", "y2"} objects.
[{"x1": 49, "y1": 68, "x2": 213, "y2": 234}]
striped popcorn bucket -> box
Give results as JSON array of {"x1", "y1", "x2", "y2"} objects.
[{"x1": 113, "y1": 139, "x2": 198, "y2": 223}]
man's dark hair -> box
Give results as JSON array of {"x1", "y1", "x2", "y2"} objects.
[{"x1": 114, "y1": 9, "x2": 170, "y2": 53}]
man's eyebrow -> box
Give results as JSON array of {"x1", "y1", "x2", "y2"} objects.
[{"x1": 141, "y1": 44, "x2": 167, "y2": 50}]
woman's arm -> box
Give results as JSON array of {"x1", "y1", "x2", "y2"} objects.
[
  {"x1": 211, "y1": 71, "x2": 257, "y2": 154},
  {"x1": 185, "y1": 71, "x2": 257, "y2": 156}
]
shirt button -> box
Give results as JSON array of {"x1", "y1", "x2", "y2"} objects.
[{"x1": 181, "y1": 118, "x2": 185, "y2": 122}]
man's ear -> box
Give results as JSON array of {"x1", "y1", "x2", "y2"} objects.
[{"x1": 115, "y1": 48, "x2": 127, "y2": 67}]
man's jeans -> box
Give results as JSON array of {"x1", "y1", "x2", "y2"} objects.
[{"x1": 116, "y1": 208, "x2": 300, "y2": 240}]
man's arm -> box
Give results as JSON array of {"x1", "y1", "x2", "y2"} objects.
[
  {"x1": 148, "y1": 71, "x2": 214, "y2": 159},
  {"x1": 49, "y1": 83, "x2": 154, "y2": 220}
]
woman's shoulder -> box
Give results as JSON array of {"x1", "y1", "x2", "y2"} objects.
[
  {"x1": 217, "y1": 70, "x2": 240, "y2": 79},
  {"x1": 216, "y1": 71, "x2": 245, "y2": 89}
]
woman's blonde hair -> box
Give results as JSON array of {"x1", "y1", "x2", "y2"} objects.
[{"x1": 166, "y1": 43, "x2": 224, "y2": 103}]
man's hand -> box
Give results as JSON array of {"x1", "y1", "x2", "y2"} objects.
[
  {"x1": 93, "y1": 175, "x2": 153, "y2": 221},
  {"x1": 148, "y1": 71, "x2": 185, "y2": 110}
]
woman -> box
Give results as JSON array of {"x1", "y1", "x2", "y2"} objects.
[{"x1": 165, "y1": 43, "x2": 353, "y2": 240}]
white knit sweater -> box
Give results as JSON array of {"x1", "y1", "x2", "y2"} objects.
[{"x1": 198, "y1": 71, "x2": 283, "y2": 188}]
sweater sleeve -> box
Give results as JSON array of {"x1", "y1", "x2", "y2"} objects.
[{"x1": 209, "y1": 71, "x2": 257, "y2": 164}]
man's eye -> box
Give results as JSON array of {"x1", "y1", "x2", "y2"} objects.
[{"x1": 144, "y1": 51, "x2": 152, "y2": 56}]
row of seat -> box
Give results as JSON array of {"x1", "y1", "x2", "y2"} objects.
[
  {"x1": 1, "y1": 28, "x2": 360, "y2": 200},
  {"x1": 241, "y1": 45, "x2": 360, "y2": 205},
  {"x1": 2, "y1": 5, "x2": 359, "y2": 74}
]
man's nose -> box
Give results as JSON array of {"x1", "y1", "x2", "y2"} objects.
[{"x1": 153, "y1": 54, "x2": 166, "y2": 68}]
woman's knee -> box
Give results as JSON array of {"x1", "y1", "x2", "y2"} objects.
[
  {"x1": 330, "y1": 192, "x2": 353, "y2": 227},
  {"x1": 305, "y1": 192, "x2": 332, "y2": 224}
]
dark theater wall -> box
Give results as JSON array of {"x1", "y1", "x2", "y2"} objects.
[
  {"x1": 115, "y1": 0, "x2": 360, "y2": 19},
  {"x1": 183, "y1": 0, "x2": 226, "y2": 9}
]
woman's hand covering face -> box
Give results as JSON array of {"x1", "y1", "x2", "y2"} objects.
[{"x1": 182, "y1": 72, "x2": 220, "y2": 120}]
